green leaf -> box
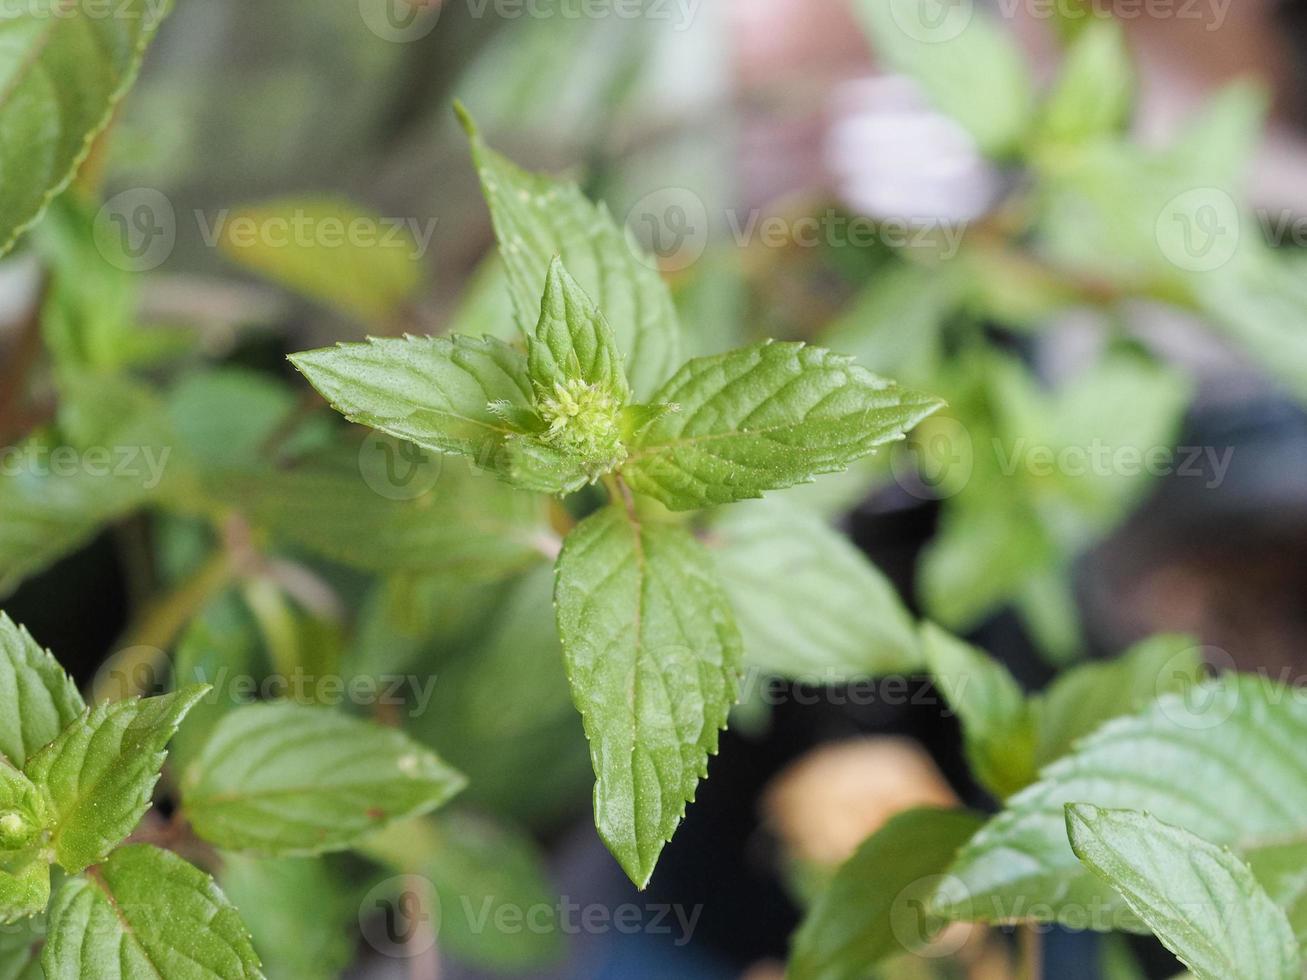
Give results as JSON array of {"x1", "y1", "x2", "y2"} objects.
[
  {"x1": 218, "y1": 197, "x2": 423, "y2": 323},
  {"x1": 922, "y1": 624, "x2": 1037, "y2": 799},
  {"x1": 219, "y1": 856, "x2": 354, "y2": 980},
  {"x1": 0, "y1": 615, "x2": 85, "y2": 769},
  {"x1": 1245, "y1": 838, "x2": 1307, "y2": 945},
  {"x1": 24, "y1": 686, "x2": 208, "y2": 873},
  {"x1": 711, "y1": 500, "x2": 920, "y2": 679},
  {"x1": 289, "y1": 334, "x2": 534, "y2": 468},
  {"x1": 530, "y1": 257, "x2": 629, "y2": 401},
  {"x1": 458, "y1": 105, "x2": 681, "y2": 397},
  {"x1": 0, "y1": 911, "x2": 44, "y2": 979},
  {"x1": 854, "y1": 0, "x2": 1035, "y2": 157},
  {"x1": 167, "y1": 368, "x2": 326, "y2": 472},
  {"x1": 1034, "y1": 634, "x2": 1203, "y2": 766},
  {"x1": 925, "y1": 630, "x2": 1204, "y2": 800},
  {"x1": 407, "y1": 565, "x2": 592, "y2": 827},
  {"x1": 1168, "y1": 79, "x2": 1268, "y2": 191},
  {"x1": 0, "y1": 0, "x2": 174, "y2": 256},
  {"x1": 36, "y1": 195, "x2": 190, "y2": 377},
  {"x1": 0, "y1": 856, "x2": 48, "y2": 929},
  {"x1": 168, "y1": 592, "x2": 267, "y2": 774},
  {"x1": 788, "y1": 808, "x2": 984, "y2": 980},
  {"x1": 621, "y1": 341, "x2": 943, "y2": 511},
  {"x1": 934, "y1": 674, "x2": 1307, "y2": 928},
  {"x1": 182, "y1": 701, "x2": 466, "y2": 857},
  {"x1": 0, "y1": 378, "x2": 183, "y2": 593},
  {"x1": 42, "y1": 844, "x2": 263, "y2": 979},
  {"x1": 554, "y1": 505, "x2": 743, "y2": 886},
  {"x1": 1194, "y1": 251, "x2": 1307, "y2": 406},
  {"x1": 1066, "y1": 806, "x2": 1301, "y2": 980},
  {"x1": 363, "y1": 812, "x2": 563, "y2": 972},
  {"x1": 219, "y1": 449, "x2": 553, "y2": 579},
  {"x1": 1037, "y1": 18, "x2": 1133, "y2": 149}
]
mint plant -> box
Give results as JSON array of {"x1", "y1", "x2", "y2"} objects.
[
  {"x1": 290, "y1": 109, "x2": 943, "y2": 885},
  {"x1": 0, "y1": 612, "x2": 466, "y2": 977},
  {"x1": 823, "y1": 1, "x2": 1304, "y2": 660},
  {"x1": 788, "y1": 632, "x2": 1307, "y2": 980}
]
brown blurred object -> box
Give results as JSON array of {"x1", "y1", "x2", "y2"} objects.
[{"x1": 763, "y1": 736, "x2": 958, "y2": 868}]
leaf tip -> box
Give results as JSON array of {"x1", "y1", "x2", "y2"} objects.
[{"x1": 452, "y1": 100, "x2": 478, "y2": 139}]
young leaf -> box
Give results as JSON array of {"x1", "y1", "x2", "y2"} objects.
[
  {"x1": 711, "y1": 500, "x2": 921, "y2": 679},
  {"x1": 854, "y1": 0, "x2": 1035, "y2": 157},
  {"x1": 554, "y1": 505, "x2": 744, "y2": 887},
  {"x1": 622, "y1": 341, "x2": 943, "y2": 511},
  {"x1": 0, "y1": 909, "x2": 43, "y2": 977},
  {"x1": 1037, "y1": 18, "x2": 1134, "y2": 149},
  {"x1": 218, "y1": 198, "x2": 423, "y2": 324},
  {"x1": 922, "y1": 624, "x2": 1037, "y2": 799},
  {"x1": 529, "y1": 257, "x2": 629, "y2": 402},
  {"x1": 1067, "y1": 806, "x2": 1301, "y2": 980},
  {"x1": 363, "y1": 812, "x2": 563, "y2": 972},
  {"x1": 220, "y1": 856, "x2": 355, "y2": 980},
  {"x1": 0, "y1": 615, "x2": 85, "y2": 769},
  {"x1": 0, "y1": 0, "x2": 174, "y2": 255},
  {"x1": 458, "y1": 105, "x2": 681, "y2": 397},
  {"x1": 182, "y1": 701, "x2": 466, "y2": 857},
  {"x1": 789, "y1": 808, "x2": 984, "y2": 980},
  {"x1": 216, "y1": 450, "x2": 553, "y2": 580},
  {"x1": 934, "y1": 674, "x2": 1307, "y2": 928},
  {"x1": 289, "y1": 334, "x2": 533, "y2": 466},
  {"x1": 0, "y1": 854, "x2": 49, "y2": 928},
  {"x1": 42, "y1": 844, "x2": 263, "y2": 979},
  {"x1": 24, "y1": 686, "x2": 209, "y2": 873}
]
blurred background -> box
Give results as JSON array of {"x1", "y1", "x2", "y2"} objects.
[{"x1": 4, "y1": 0, "x2": 1307, "y2": 977}]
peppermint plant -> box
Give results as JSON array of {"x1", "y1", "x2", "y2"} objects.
[
  {"x1": 789, "y1": 632, "x2": 1307, "y2": 980},
  {"x1": 290, "y1": 108, "x2": 944, "y2": 886},
  {"x1": 0, "y1": 613, "x2": 465, "y2": 978}
]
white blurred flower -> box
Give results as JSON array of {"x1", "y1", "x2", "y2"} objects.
[{"x1": 826, "y1": 75, "x2": 1006, "y2": 225}]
